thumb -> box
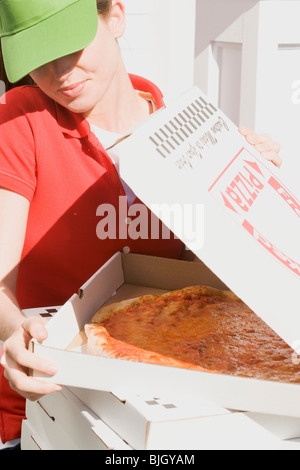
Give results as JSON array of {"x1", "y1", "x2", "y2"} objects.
[{"x1": 23, "y1": 317, "x2": 48, "y2": 344}]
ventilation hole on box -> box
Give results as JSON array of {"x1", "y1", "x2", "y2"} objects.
[
  {"x1": 37, "y1": 401, "x2": 55, "y2": 421},
  {"x1": 163, "y1": 404, "x2": 177, "y2": 409},
  {"x1": 148, "y1": 96, "x2": 217, "y2": 159}
]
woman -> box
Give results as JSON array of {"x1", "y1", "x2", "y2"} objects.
[{"x1": 0, "y1": 0, "x2": 282, "y2": 448}]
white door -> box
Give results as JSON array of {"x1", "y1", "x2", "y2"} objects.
[
  {"x1": 194, "y1": 0, "x2": 260, "y2": 125},
  {"x1": 194, "y1": 0, "x2": 300, "y2": 193},
  {"x1": 241, "y1": 1, "x2": 300, "y2": 191}
]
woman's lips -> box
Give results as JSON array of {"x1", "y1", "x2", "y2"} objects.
[{"x1": 58, "y1": 80, "x2": 87, "y2": 98}]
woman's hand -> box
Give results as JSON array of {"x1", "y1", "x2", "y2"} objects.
[
  {"x1": 0, "y1": 317, "x2": 62, "y2": 401},
  {"x1": 239, "y1": 127, "x2": 282, "y2": 168}
]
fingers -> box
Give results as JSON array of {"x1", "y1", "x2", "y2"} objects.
[
  {"x1": 3, "y1": 336, "x2": 57, "y2": 375},
  {"x1": 1, "y1": 351, "x2": 62, "y2": 401},
  {"x1": 251, "y1": 140, "x2": 282, "y2": 167},
  {"x1": 239, "y1": 127, "x2": 273, "y2": 147},
  {"x1": 22, "y1": 316, "x2": 48, "y2": 343},
  {"x1": 3, "y1": 317, "x2": 55, "y2": 374},
  {"x1": 259, "y1": 150, "x2": 282, "y2": 168},
  {"x1": 253, "y1": 141, "x2": 281, "y2": 154},
  {"x1": 239, "y1": 127, "x2": 283, "y2": 168},
  {"x1": 1, "y1": 317, "x2": 62, "y2": 401},
  {"x1": 238, "y1": 126, "x2": 256, "y2": 138}
]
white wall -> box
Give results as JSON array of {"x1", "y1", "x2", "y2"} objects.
[{"x1": 121, "y1": 0, "x2": 196, "y2": 102}]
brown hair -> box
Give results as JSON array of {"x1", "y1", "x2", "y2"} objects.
[
  {"x1": 0, "y1": 0, "x2": 113, "y2": 91},
  {"x1": 97, "y1": 0, "x2": 112, "y2": 16}
]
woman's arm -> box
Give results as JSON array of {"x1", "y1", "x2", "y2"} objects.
[
  {"x1": 0, "y1": 188, "x2": 61, "y2": 400},
  {"x1": 0, "y1": 188, "x2": 29, "y2": 340}
]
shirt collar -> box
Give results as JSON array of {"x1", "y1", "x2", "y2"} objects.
[
  {"x1": 55, "y1": 103, "x2": 90, "y2": 138},
  {"x1": 129, "y1": 73, "x2": 165, "y2": 109},
  {"x1": 55, "y1": 74, "x2": 165, "y2": 138}
]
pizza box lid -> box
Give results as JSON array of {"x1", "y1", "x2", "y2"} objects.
[{"x1": 110, "y1": 86, "x2": 300, "y2": 353}]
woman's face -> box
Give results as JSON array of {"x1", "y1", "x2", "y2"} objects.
[{"x1": 30, "y1": 7, "x2": 125, "y2": 115}]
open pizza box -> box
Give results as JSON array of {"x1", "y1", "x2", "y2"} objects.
[
  {"x1": 23, "y1": 308, "x2": 300, "y2": 447},
  {"x1": 30, "y1": 87, "x2": 300, "y2": 420},
  {"x1": 24, "y1": 305, "x2": 300, "y2": 448}
]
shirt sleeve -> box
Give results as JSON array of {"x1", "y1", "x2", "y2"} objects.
[{"x1": 0, "y1": 87, "x2": 37, "y2": 202}]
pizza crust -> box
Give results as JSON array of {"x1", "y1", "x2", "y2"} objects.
[
  {"x1": 89, "y1": 286, "x2": 239, "y2": 324},
  {"x1": 89, "y1": 294, "x2": 159, "y2": 324}
]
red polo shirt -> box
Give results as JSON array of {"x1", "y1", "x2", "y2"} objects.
[{"x1": 0, "y1": 75, "x2": 183, "y2": 443}]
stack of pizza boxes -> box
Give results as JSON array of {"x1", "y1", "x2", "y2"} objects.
[
  {"x1": 22, "y1": 378, "x2": 300, "y2": 450},
  {"x1": 23, "y1": 87, "x2": 300, "y2": 450}
]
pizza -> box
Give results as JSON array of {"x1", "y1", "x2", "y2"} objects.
[{"x1": 84, "y1": 286, "x2": 300, "y2": 383}]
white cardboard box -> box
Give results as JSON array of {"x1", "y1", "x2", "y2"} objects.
[
  {"x1": 70, "y1": 387, "x2": 300, "y2": 450},
  {"x1": 246, "y1": 412, "x2": 300, "y2": 441},
  {"x1": 23, "y1": 386, "x2": 300, "y2": 451},
  {"x1": 23, "y1": 387, "x2": 131, "y2": 451},
  {"x1": 21, "y1": 420, "x2": 49, "y2": 451},
  {"x1": 30, "y1": 87, "x2": 300, "y2": 422},
  {"x1": 71, "y1": 387, "x2": 233, "y2": 450},
  {"x1": 31, "y1": 253, "x2": 300, "y2": 418},
  {"x1": 24, "y1": 305, "x2": 300, "y2": 447}
]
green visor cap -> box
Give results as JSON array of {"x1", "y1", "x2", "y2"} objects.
[{"x1": 0, "y1": 0, "x2": 99, "y2": 83}]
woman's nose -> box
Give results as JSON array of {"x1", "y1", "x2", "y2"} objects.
[{"x1": 51, "y1": 50, "x2": 83, "y2": 80}]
